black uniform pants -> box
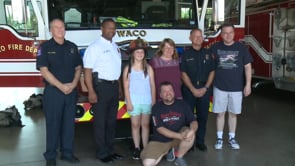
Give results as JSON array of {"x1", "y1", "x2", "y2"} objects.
[
  {"x1": 93, "y1": 81, "x2": 119, "y2": 159},
  {"x1": 182, "y1": 86, "x2": 210, "y2": 145},
  {"x1": 43, "y1": 85, "x2": 77, "y2": 160}
]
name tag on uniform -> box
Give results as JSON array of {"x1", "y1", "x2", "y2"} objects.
[
  {"x1": 48, "y1": 51, "x2": 56, "y2": 55},
  {"x1": 186, "y1": 58, "x2": 194, "y2": 61},
  {"x1": 103, "y1": 50, "x2": 111, "y2": 54}
]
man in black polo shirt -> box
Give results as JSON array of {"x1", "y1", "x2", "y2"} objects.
[
  {"x1": 36, "y1": 18, "x2": 82, "y2": 166},
  {"x1": 180, "y1": 28, "x2": 215, "y2": 151}
]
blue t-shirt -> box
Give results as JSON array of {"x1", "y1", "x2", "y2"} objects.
[
  {"x1": 151, "y1": 99, "x2": 196, "y2": 142},
  {"x1": 211, "y1": 41, "x2": 253, "y2": 91}
]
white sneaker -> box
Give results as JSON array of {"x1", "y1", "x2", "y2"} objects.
[
  {"x1": 214, "y1": 138, "x2": 223, "y2": 150},
  {"x1": 228, "y1": 138, "x2": 240, "y2": 149}
]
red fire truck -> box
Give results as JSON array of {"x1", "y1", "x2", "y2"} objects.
[
  {"x1": 245, "y1": 0, "x2": 295, "y2": 92},
  {"x1": 0, "y1": 0, "x2": 247, "y2": 122}
]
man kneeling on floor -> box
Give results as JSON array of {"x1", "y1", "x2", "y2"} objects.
[{"x1": 141, "y1": 81, "x2": 198, "y2": 166}]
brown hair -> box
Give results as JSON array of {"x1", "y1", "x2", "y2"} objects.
[
  {"x1": 220, "y1": 23, "x2": 235, "y2": 32},
  {"x1": 127, "y1": 38, "x2": 148, "y2": 78},
  {"x1": 155, "y1": 38, "x2": 178, "y2": 59}
]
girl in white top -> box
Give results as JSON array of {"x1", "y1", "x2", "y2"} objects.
[{"x1": 123, "y1": 38, "x2": 156, "y2": 160}]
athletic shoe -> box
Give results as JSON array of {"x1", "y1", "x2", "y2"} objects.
[
  {"x1": 196, "y1": 143, "x2": 207, "y2": 151},
  {"x1": 214, "y1": 138, "x2": 223, "y2": 150},
  {"x1": 132, "y1": 148, "x2": 141, "y2": 160},
  {"x1": 174, "y1": 157, "x2": 187, "y2": 166},
  {"x1": 228, "y1": 138, "x2": 240, "y2": 149},
  {"x1": 166, "y1": 148, "x2": 175, "y2": 161}
]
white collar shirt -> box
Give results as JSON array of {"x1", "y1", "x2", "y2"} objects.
[{"x1": 83, "y1": 36, "x2": 121, "y2": 80}]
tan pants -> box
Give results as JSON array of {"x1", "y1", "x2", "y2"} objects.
[{"x1": 140, "y1": 127, "x2": 188, "y2": 160}]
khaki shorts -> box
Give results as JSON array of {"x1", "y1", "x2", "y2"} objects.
[
  {"x1": 140, "y1": 127, "x2": 188, "y2": 160},
  {"x1": 212, "y1": 87, "x2": 242, "y2": 114}
]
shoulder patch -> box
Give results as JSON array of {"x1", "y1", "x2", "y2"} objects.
[{"x1": 37, "y1": 47, "x2": 42, "y2": 56}]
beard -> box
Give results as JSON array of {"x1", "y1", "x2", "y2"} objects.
[{"x1": 162, "y1": 97, "x2": 175, "y2": 105}]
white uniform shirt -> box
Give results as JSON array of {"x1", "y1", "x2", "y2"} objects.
[{"x1": 83, "y1": 36, "x2": 121, "y2": 80}]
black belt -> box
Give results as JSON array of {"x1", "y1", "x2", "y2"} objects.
[
  {"x1": 97, "y1": 79, "x2": 117, "y2": 84},
  {"x1": 195, "y1": 81, "x2": 206, "y2": 86}
]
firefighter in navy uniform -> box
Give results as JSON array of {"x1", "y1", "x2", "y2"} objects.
[
  {"x1": 180, "y1": 28, "x2": 215, "y2": 151},
  {"x1": 36, "y1": 19, "x2": 82, "y2": 166}
]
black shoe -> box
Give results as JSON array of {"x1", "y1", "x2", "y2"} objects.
[
  {"x1": 196, "y1": 143, "x2": 208, "y2": 151},
  {"x1": 132, "y1": 148, "x2": 141, "y2": 160},
  {"x1": 46, "y1": 159, "x2": 56, "y2": 166},
  {"x1": 189, "y1": 145, "x2": 195, "y2": 152},
  {"x1": 111, "y1": 153, "x2": 123, "y2": 160},
  {"x1": 99, "y1": 156, "x2": 114, "y2": 163},
  {"x1": 60, "y1": 155, "x2": 80, "y2": 163}
]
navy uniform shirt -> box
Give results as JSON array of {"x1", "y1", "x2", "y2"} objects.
[
  {"x1": 36, "y1": 38, "x2": 83, "y2": 85},
  {"x1": 180, "y1": 47, "x2": 214, "y2": 87}
]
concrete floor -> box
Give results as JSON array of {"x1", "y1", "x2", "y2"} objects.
[{"x1": 0, "y1": 84, "x2": 295, "y2": 166}]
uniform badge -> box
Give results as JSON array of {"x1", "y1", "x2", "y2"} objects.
[
  {"x1": 205, "y1": 54, "x2": 209, "y2": 60},
  {"x1": 70, "y1": 48, "x2": 75, "y2": 54}
]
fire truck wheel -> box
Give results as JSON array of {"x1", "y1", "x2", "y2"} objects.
[
  {"x1": 89, "y1": 107, "x2": 94, "y2": 115},
  {"x1": 76, "y1": 105, "x2": 85, "y2": 119}
]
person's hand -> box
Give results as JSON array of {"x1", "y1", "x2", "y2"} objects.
[
  {"x1": 64, "y1": 83, "x2": 76, "y2": 94},
  {"x1": 178, "y1": 132, "x2": 187, "y2": 140},
  {"x1": 184, "y1": 129, "x2": 195, "y2": 142},
  {"x1": 88, "y1": 91, "x2": 98, "y2": 103},
  {"x1": 198, "y1": 87, "x2": 207, "y2": 97},
  {"x1": 126, "y1": 103, "x2": 133, "y2": 112},
  {"x1": 191, "y1": 88, "x2": 204, "y2": 98},
  {"x1": 244, "y1": 85, "x2": 251, "y2": 97},
  {"x1": 60, "y1": 84, "x2": 72, "y2": 94}
]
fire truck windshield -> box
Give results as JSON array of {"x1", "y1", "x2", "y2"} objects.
[
  {"x1": 48, "y1": 0, "x2": 242, "y2": 34},
  {"x1": 48, "y1": 0, "x2": 197, "y2": 29},
  {"x1": 0, "y1": 0, "x2": 244, "y2": 39}
]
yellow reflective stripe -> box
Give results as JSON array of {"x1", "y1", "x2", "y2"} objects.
[
  {"x1": 76, "y1": 101, "x2": 129, "y2": 122},
  {"x1": 119, "y1": 101, "x2": 125, "y2": 108},
  {"x1": 76, "y1": 100, "x2": 212, "y2": 122},
  {"x1": 209, "y1": 101, "x2": 213, "y2": 112},
  {"x1": 77, "y1": 109, "x2": 93, "y2": 122},
  {"x1": 121, "y1": 112, "x2": 130, "y2": 119}
]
